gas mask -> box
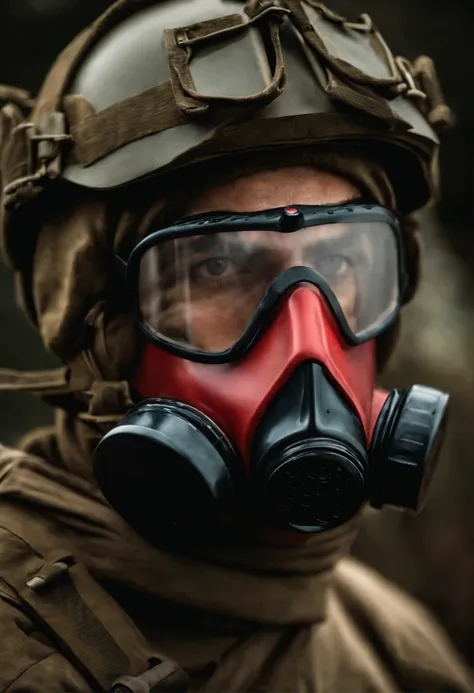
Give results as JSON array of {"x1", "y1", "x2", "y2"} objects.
[{"x1": 94, "y1": 203, "x2": 449, "y2": 545}]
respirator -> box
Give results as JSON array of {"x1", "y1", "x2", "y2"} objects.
[{"x1": 94, "y1": 204, "x2": 449, "y2": 544}]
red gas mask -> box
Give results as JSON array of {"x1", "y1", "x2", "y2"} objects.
[{"x1": 94, "y1": 204, "x2": 449, "y2": 545}]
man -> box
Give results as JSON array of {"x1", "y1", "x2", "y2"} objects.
[{"x1": 0, "y1": 0, "x2": 471, "y2": 690}]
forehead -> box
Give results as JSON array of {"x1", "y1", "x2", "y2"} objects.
[{"x1": 187, "y1": 166, "x2": 361, "y2": 215}]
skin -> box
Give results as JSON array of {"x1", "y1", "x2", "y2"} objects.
[
  {"x1": 187, "y1": 166, "x2": 360, "y2": 213},
  {"x1": 140, "y1": 166, "x2": 365, "y2": 351}
]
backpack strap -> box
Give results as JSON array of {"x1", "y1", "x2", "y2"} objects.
[{"x1": 0, "y1": 499, "x2": 189, "y2": 692}]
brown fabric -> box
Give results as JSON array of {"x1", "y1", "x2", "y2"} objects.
[
  {"x1": 284, "y1": 1, "x2": 402, "y2": 126},
  {"x1": 413, "y1": 55, "x2": 455, "y2": 130},
  {"x1": 0, "y1": 102, "x2": 35, "y2": 196},
  {"x1": 65, "y1": 83, "x2": 189, "y2": 167},
  {"x1": 0, "y1": 453, "x2": 188, "y2": 693},
  {"x1": 286, "y1": 1, "x2": 391, "y2": 88},
  {"x1": 0, "y1": 525, "x2": 144, "y2": 692},
  {"x1": 0, "y1": 445, "x2": 471, "y2": 692},
  {"x1": 0, "y1": 366, "x2": 68, "y2": 394},
  {"x1": 0, "y1": 84, "x2": 35, "y2": 111},
  {"x1": 164, "y1": 8, "x2": 287, "y2": 111},
  {"x1": 0, "y1": 444, "x2": 358, "y2": 623}
]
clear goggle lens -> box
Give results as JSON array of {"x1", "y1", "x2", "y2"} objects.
[{"x1": 138, "y1": 219, "x2": 399, "y2": 354}]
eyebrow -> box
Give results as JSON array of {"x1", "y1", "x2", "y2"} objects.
[
  {"x1": 176, "y1": 229, "x2": 354, "y2": 257},
  {"x1": 177, "y1": 235, "x2": 226, "y2": 253},
  {"x1": 338, "y1": 195, "x2": 365, "y2": 205}
]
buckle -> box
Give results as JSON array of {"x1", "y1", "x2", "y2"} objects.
[
  {"x1": 244, "y1": 0, "x2": 292, "y2": 22},
  {"x1": 26, "y1": 556, "x2": 73, "y2": 592},
  {"x1": 343, "y1": 13, "x2": 373, "y2": 32},
  {"x1": 110, "y1": 659, "x2": 189, "y2": 693},
  {"x1": 79, "y1": 379, "x2": 134, "y2": 425},
  {"x1": 297, "y1": 2, "x2": 431, "y2": 105},
  {"x1": 29, "y1": 113, "x2": 71, "y2": 175},
  {"x1": 0, "y1": 84, "x2": 35, "y2": 111},
  {"x1": 412, "y1": 55, "x2": 454, "y2": 130},
  {"x1": 3, "y1": 112, "x2": 70, "y2": 201},
  {"x1": 393, "y1": 56, "x2": 427, "y2": 101}
]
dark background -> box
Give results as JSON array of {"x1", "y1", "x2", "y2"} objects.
[{"x1": 1, "y1": 0, "x2": 473, "y2": 664}]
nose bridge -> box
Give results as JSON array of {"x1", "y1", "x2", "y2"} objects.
[
  {"x1": 282, "y1": 284, "x2": 335, "y2": 356},
  {"x1": 275, "y1": 284, "x2": 347, "y2": 380}
]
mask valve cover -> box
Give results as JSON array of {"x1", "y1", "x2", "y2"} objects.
[
  {"x1": 251, "y1": 362, "x2": 369, "y2": 533},
  {"x1": 94, "y1": 399, "x2": 240, "y2": 545},
  {"x1": 369, "y1": 385, "x2": 449, "y2": 511}
]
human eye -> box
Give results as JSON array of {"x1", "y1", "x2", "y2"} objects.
[
  {"x1": 192, "y1": 255, "x2": 235, "y2": 280},
  {"x1": 187, "y1": 235, "x2": 261, "y2": 286},
  {"x1": 315, "y1": 254, "x2": 353, "y2": 280},
  {"x1": 304, "y1": 234, "x2": 357, "y2": 282}
]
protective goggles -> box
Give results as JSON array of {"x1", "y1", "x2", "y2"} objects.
[{"x1": 120, "y1": 204, "x2": 408, "y2": 363}]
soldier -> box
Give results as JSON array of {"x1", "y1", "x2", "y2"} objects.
[{"x1": 0, "y1": 1, "x2": 471, "y2": 691}]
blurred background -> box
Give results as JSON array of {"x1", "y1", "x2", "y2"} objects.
[{"x1": 1, "y1": 0, "x2": 473, "y2": 665}]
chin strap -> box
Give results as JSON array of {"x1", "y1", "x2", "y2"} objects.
[
  {"x1": 0, "y1": 366, "x2": 70, "y2": 395},
  {"x1": 0, "y1": 365, "x2": 133, "y2": 424},
  {"x1": 0, "y1": 84, "x2": 35, "y2": 111}
]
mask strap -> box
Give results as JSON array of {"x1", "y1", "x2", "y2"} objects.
[
  {"x1": 0, "y1": 363, "x2": 133, "y2": 425},
  {"x1": 0, "y1": 84, "x2": 35, "y2": 111},
  {"x1": 0, "y1": 366, "x2": 70, "y2": 396}
]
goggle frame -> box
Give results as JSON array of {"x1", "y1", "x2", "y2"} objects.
[{"x1": 118, "y1": 203, "x2": 407, "y2": 363}]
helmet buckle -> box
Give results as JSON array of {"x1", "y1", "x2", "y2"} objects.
[
  {"x1": 3, "y1": 112, "x2": 70, "y2": 206},
  {"x1": 394, "y1": 56, "x2": 428, "y2": 101}
]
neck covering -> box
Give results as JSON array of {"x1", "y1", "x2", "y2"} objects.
[
  {"x1": 1, "y1": 442, "x2": 471, "y2": 692},
  {"x1": 9, "y1": 433, "x2": 359, "y2": 627}
]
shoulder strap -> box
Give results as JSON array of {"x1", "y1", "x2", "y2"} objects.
[{"x1": 0, "y1": 489, "x2": 188, "y2": 692}]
